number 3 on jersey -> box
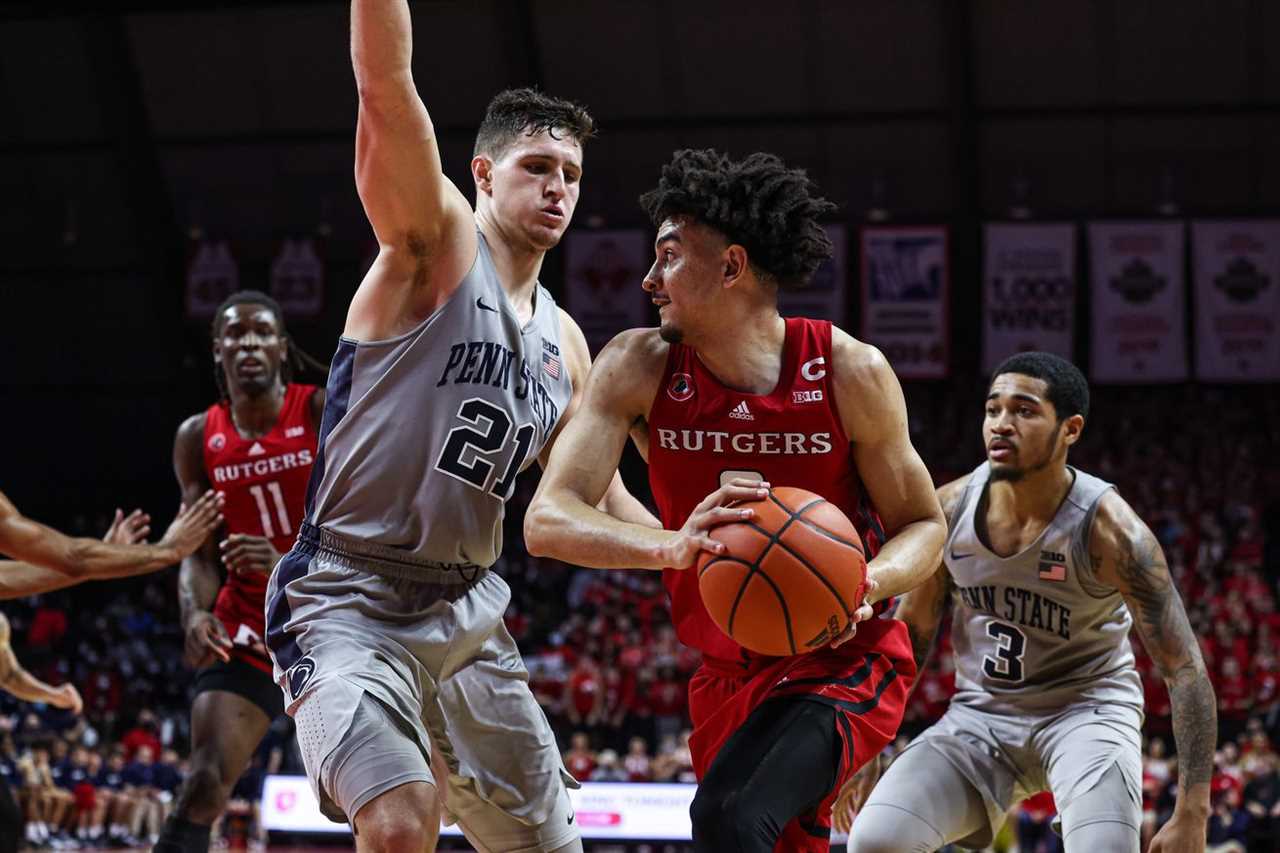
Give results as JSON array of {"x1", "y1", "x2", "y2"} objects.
[
  {"x1": 982, "y1": 621, "x2": 1027, "y2": 683},
  {"x1": 435, "y1": 398, "x2": 536, "y2": 500}
]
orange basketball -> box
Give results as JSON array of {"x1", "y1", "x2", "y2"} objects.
[{"x1": 696, "y1": 486, "x2": 866, "y2": 657}]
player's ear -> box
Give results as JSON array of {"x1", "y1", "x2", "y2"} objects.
[
  {"x1": 472, "y1": 155, "x2": 495, "y2": 196},
  {"x1": 722, "y1": 244, "x2": 748, "y2": 289},
  {"x1": 1061, "y1": 413, "x2": 1084, "y2": 447}
]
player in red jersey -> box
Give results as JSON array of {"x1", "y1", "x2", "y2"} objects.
[
  {"x1": 526, "y1": 149, "x2": 946, "y2": 851},
  {"x1": 155, "y1": 290, "x2": 325, "y2": 853}
]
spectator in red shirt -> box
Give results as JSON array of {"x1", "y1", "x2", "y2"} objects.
[
  {"x1": 623, "y1": 736, "x2": 652, "y2": 782},
  {"x1": 566, "y1": 655, "x2": 602, "y2": 732},
  {"x1": 1217, "y1": 658, "x2": 1253, "y2": 743},
  {"x1": 562, "y1": 732, "x2": 596, "y2": 783},
  {"x1": 119, "y1": 710, "x2": 161, "y2": 763}
]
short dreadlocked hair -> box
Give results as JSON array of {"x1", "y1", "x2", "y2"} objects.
[
  {"x1": 211, "y1": 290, "x2": 327, "y2": 402},
  {"x1": 473, "y1": 88, "x2": 596, "y2": 160},
  {"x1": 639, "y1": 149, "x2": 837, "y2": 290}
]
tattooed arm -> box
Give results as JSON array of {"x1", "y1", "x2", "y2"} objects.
[
  {"x1": 895, "y1": 475, "x2": 965, "y2": 682},
  {"x1": 1091, "y1": 490, "x2": 1214, "y2": 853}
]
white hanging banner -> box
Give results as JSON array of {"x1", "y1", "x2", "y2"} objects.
[
  {"x1": 859, "y1": 225, "x2": 949, "y2": 379},
  {"x1": 185, "y1": 240, "x2": 239, "y2": 320},
  {"x1": 270, "y1": 238, "x2": 325, "y2": 318},
  {"x1": 982, "y1": 223, "x2": 1077, "y2": 372},
  {"x1": 1087, "y1": 222, "x2": 1187, "y2": 382},
  {"x1": 778, "y1": 224, "x2": 848, "y2": 324},
  {"x1": 1191, "y1": 220, "x2": 1280, "y2": 381},
  {"x1": 564, "y1": 229, "x2": 651, "y2": 354}
]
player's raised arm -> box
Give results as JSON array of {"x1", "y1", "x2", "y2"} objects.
[
  {"x1": 831, "y1": 331, "x2": 946, "y2": 604},
  {"x1": 172, "y1": 415, "x2": 233, "y2": 669},
  {"x1": 0, "y1": 488, "x2": 222, "y2": 599},
  {"x1": 1089, "y1": 490, "x2": 1214, "y2": 852},
  {"x1": 540, "y1": 310, "x2": 661, "y2": 529},
  {"x1": 346, "y1": 0, "x2": 476, "y2": 339},
  {"x1": 526, "y1": 330, "x2": 762, "y2": 570}
]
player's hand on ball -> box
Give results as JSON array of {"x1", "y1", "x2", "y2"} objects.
[
  {"x1": 52, "y1": 684, "x2": 83, "y2": 716},
  {"x1": 160, "y1": 490, "x2": 225, "y2": 557},
  {"x1": 658, "y1": 479, "x2": 770, "y2": 569},
  {"x1": 1148, "y1": 809, "x2": 1210, "y2": 853},
  {"x1": 103, "y1": 508, "x2": 151, "y2": 545},
  {"x1": 830, "y1": 574, "x2": 878, "y2": 648},
  {"x1": 832, "y1": 752, "x2": 881, "y2": 834},
  {"x1": 184, "y1": 611, "x2": 233, "y2": 668},
  {"x1": 220, "y1": 534, "x2": 281, "y2": 575}
]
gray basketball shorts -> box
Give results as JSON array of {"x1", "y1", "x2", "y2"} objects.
[
  {"x1": 265, "y1": 524, "x2": 579, "y2": 850},
  {"x1": 888, "y1": 700, "x2": 1142, "y2": 845}
]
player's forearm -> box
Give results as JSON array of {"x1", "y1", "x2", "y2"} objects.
[
  {"x1": 597, "y1": 475, "x2": 662, "y2": 529},
  {"x1": 1167, "y1": 666, "x2": 1216, "y2": 816},
  {"x1": 863, "y1": 517, "x2": 947, "y2": 604},
  {"x1": 525, "y1": 490, "x2": 672, "y2": 570},
  {"x1": 65, "y1": 537, "x2": 181, "y2": 580},
  {"x1": 0, "y1": 664, "x2": 64, "y2": 706},
  {"x1": 177, "y1": 558, "x2": 221, "y2": 628},
  {"x1": 351, "y1": 0, "x2": 414, "y2": 90}
]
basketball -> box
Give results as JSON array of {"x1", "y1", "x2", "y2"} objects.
[{"x1": 696, "y1": 486, "x2": 867, "y2": 657}]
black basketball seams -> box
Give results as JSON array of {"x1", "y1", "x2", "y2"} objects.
[
  {"x1": 698, "y1": 554, "x2": 755, "y2": 578},
  {"x1": 742, "y1": 519, "x2": 852, "y2": 617},
  {"x1": 731, "y1": 566, "x2": 796, "y2": 655},
  {"x1": 791, "y1": 515, "x2": 864, "y2": 555}
]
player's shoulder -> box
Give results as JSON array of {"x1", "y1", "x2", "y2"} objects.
[
  {"x1": 597, "y1": 327, "x2": 669, "y2": 370},
  {"x1": 935, "y1": 473, "x2": 973, "y2": 519},
  {"x1": 829, "y1": 327, "x2": 893, "y2": 386},
  {"x1": 174, "y1": 411, "x2": 208, "y2": 449},
  {"x1": 1087, "y1": 488, "x2": 1150, "y2": 557}
]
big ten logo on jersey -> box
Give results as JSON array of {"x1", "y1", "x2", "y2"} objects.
[
  {"x1": 793, "y1": 357, "x2": 826, "y2": 404},
  {"x1": 435, "y1": 340, "x2": 560, "y2": 435}
]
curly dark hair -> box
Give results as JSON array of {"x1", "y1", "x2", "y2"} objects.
[
  {"x1": 990, "y1": 351, "x2": 1090, "y2": 422},
  {"x1": 639, "y1": 149, "x2": 837, "y2": 289},
  {"x1": 473, "y1": 88, "x2": 596, "y2": 159},
  {"x1": 210, "y1": 290, "x2": 328, "y2": 402}
]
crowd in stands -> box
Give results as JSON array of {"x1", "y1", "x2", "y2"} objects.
[{"x1": 0, "y1": 382, "x2": 1275, "y2": 850}]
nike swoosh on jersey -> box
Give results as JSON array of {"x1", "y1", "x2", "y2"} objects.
[
  {"x1": 476, "y1": 296, "x2": 498, "y2": 312},
  {"x1": 949, "y1": 549, "x2": 975, "y2": 560}
]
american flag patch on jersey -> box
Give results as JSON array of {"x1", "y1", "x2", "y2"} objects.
[
  {"x1": 1038, "y1": 562, "x2": 1067, "y2": 582},
  {"x1": 542, "y1": 350, "x2": 561, "y2": 379}
]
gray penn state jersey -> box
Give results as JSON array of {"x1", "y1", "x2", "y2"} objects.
[
  {"x1": 304, "y1": 233, "x2": 573, "y2": 571},
  {"x1": 944, "y1": 463, "x2": 1143, "y2": 715}
]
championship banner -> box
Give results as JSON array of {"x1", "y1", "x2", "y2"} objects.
[
  {"x1": 983, "y1": 223, "x2": 1077, "y2": 371},
  {"x1": 184, "y1": 240, "x2": 239, "y2": 320},
  {"x1": 779, "y1": 224, "x2": 847, "y2": 323},
  {"x1": 1087, "y1": 222, "x2": 1187, "y2": 382},
  {"x1": 1191, "y1": 220, "x2": 1280, "y2": 381},
  {"x1": 564, "y1": 229, "x2": 650, "y2": 354},
  {"x1": 859, "y1": 225, "x2": 949, "y2": 379},
  {"x1": 270, "y1": 237, "x2": 325, "y2": 318}
]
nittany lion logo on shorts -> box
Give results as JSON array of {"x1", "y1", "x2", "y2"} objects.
[
  {"x1": 287, "y1": 657, "x2": 317, "y2": 700},
  {"x1": 667, "y1": 373, "x2": 694, "y2": 402},
  {"x1": 207, "y1": 432, "x2": 226, "y2": 452}
]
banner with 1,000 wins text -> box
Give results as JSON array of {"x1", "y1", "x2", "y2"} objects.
[
  {"x1": 859, "y1": 226, "x2": 949, "y2": 379},
  {"x1": 982, "y1": 223, "x2": 1077, "y2": 372},
  {"x1": 1087, "y1": 221, "x2": 1187, "y2": 382},
  {"x1": 1191, "y1": 220, "x2": 1280, "y2": 381}
]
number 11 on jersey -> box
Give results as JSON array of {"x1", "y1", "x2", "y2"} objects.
[{"x1": 248, "y1": 482, "x2": 291, "y2": 538}]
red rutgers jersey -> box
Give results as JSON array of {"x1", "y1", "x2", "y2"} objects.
[
  {"x1": 648, "y1": 317, "x2": 889, "y2": 672},
  {"x1": 647, "y1": 318, "x2": 914, "y2": 851},
  {"x1": 203, "y1": 383, "x2": 319, "y2": 672}
]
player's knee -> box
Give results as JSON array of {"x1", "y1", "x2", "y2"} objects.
[
  {"x1": 689, "y1": 785, "x2": 761, "y2": 852},
  {"x1": 848, "y1": 804, "x2": 939, "y2": 853},
  {"x1": 354, "y1": 786, "x2": 439, "y2": 853},
  {"x1": 175, "y1": 757, "x2": 230, "y2": 822}
]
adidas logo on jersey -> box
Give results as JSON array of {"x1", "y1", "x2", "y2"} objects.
[
  {"x1": 728, "y1": 401, "x2": 754, "y2": 421},
  {"x1": 248, "y1": 442, "x2": 266, "y2": 456}
]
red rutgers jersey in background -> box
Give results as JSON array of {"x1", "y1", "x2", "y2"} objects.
[
  {"x1": 203, "y1": 383, "x2": 319, "y2": 672},
  {"x1": 647, "y1": 318, "x2": 913, "y2": 852}
]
